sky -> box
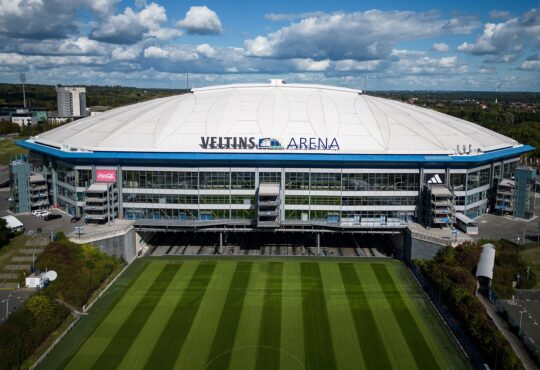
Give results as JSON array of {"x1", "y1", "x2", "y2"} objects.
[{"x1": 0, "y1": 0, "x2": 539, "y2": 91}]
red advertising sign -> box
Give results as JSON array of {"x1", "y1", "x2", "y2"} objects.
[{"x1": 96, "y1": 169, "x2": 117, "y2": 183}]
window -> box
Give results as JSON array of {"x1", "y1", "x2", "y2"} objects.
[
  {"x1": 122, "y1": 171, "x2": 198, "y2": 189},
  {"x1": 450, "y1": 173, "x2": 466, "y2": 191},
  {"x1": 310, "y1": 173, "x2": 341, "y2": 190},
  {"x1": 285, "y1": 172, "x2": 309, "y2": 190},
  {"x1": 259, "y1": 172, "x2": 281, "y2": 184},
  {"x1": 467, "y1": 168, "x2": 490, "y2": 190},
  {"x1": 77, "y1": 169, "x2": 92, "y2": 188},
  {"x1": 231, "y1": 172, "x2": 255, "y2": 189},
  {"x1": 285, "y1": 196, "x2": 309, "y2": 205},
  {"x1": 199, "y1": 172, "x2": 230, "y2": 189},
  {"x1": 342, "y1": 173, "x2": 419, "y2": 191}
]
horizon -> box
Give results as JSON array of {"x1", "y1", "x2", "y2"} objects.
[{"x1": 0, "y1": 0, "x2": 539, "y2": 92}]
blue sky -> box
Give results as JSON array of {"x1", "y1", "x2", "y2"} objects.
[{"x1": 0, "y1": 0, "x2": 539, "y2": 90}]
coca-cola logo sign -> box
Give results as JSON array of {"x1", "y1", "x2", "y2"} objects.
[{"x1": 96, "y1": 170, "x2": 117, "y2": 183}]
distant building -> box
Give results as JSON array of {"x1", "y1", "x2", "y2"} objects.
[
  {"x1": 56, "y1": 86, "x2": 87, "y2": 117},
  {"x1": 0, "y1": 106, "x2": 47, "y2": 125},
  {"x1": 514, "y1": 167, "x2": 536, "y2": 219},
  {"x1": 494, "y1": 167, "x2": 536, "y2": 219},
  {"x1": 11, "y1": 109, "x2": 37, "y2": 127},
  {"x1": 9, "y1": 158, "x2": 50, "y2": 213},
  {"x1": 87, "y1": 106, "x2": 112, "y2": 116}
]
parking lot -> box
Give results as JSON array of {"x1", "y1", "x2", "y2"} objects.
[
  {"x1": 477, "y1": 194, "x2": 540, "y2": 244},
  {"x1": 0, "y1": 189, "x2": 84, "y2": 237},
  {"x1": 0, "y1": 289, "x2": 34, "y2": 324},
  {"x1": 501, "y1": 290, "x2": 540, "y2": 357}
]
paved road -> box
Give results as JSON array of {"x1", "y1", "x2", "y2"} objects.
[
  {"x1": 477, "y1": 293, "x2": 540, "y2": 370},
  {"x1": 0, "y1": 289, "x2": 34, "y2": 324}
]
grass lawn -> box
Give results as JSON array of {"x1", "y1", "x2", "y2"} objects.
[
  {"x1": 37, "y1": 257, "x2": 469, "y2": 370},
  {"x1": 521, "y1": 246, "x2": 540, "y2": 288},
  {"x1": 0, "y1": 234, "x2": 30, "y2": 264},
  {"x1": 0, "y1": 138, "x2": 26, "y2": 165}
]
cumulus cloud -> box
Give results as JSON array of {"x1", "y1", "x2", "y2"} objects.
[
  {"x1": 176, "y1": 6, "x2": 222, "y2": 35},
  {"x1": 90, "y1": 2, "x2": 170, "y2": 44},
  {"x1": 264, "y1": 12, "x2": 326, "y2": 22},
  {"x1": 431, "y1": 42, "x2": 449, "y2": 52},
  {"x1": 0, "y1": 0, "x2": 122, "y2": 39},
  {"x1": 112, "y1": 45, "x2": 142, "y2": 61},
  {"x1": 244, "y1": 10, "x2": 479, "y2": 61},
  {"x1": 520, "y1": 55, "x2": 540, "y2": 71},
  {"x1": 489, "y1": 10, "x2": 512, "y2": 20},
  {"x1": 457, "y1": 9, "x2": 540, "y2": 62}
]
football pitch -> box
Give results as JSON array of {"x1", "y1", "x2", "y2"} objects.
[{"x1": 39, "y1": 257, "x2": 469, "y2": 370}]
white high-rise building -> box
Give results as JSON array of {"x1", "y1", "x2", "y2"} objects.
[{"x1": 56, "y1": 86, "x2": 87, "y2": 117}]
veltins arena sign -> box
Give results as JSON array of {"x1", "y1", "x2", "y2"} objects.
[{"x1": 200, "y1": 136, "x2": 340, "y2": 151}]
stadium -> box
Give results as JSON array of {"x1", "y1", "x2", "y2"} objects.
[
  {"x1": 17, "y1": 80, "x2": 532, "y2": 370},
  {"x1": 16, "y1": 79, "x2": 532, "y2": 235}
]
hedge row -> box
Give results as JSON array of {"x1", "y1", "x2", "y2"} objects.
[{"x1": 417, "y1": 242, "x2": 525, "y2": 370}]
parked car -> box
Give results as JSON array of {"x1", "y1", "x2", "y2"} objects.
[
  {"x1": 44, "y1": 213, "x2": 62, "y2": 221},
  {"x1": 70, "y1": 216, "x2": 81, "y2": 223},
  {"x1": 39, "y1": 211, "x2": 51, "y2": 218},
  {"x1": 32, "y1": 210, "x2": 46, "y2": 217}
]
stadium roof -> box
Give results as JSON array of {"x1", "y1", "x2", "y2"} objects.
[{"x1": 31, "y1": 80, "x2": 520, "y2": 156}]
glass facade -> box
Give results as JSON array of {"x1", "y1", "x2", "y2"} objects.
[
  {"x1": 21, "y1": 161, "x2": 521, "y2": 225},
  {"x1": 342, "y1": 173, "x2": 419, "y2": 191}
]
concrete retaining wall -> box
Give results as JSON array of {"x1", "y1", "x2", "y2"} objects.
[{"x1": 404, "y1": 231, "x2": 447, "y2": 261}]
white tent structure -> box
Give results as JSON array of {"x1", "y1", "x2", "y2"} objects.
[
  {"x1": 476, "y1": 243, "x2": 496, "y2": 280},
  {"x1": 1, "y1": 215, "x2": 23, "y2": 233}
]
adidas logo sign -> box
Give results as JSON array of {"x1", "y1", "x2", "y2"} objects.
[{"x1": 427, "y1": 174, "x2": 444, "y2": 184}]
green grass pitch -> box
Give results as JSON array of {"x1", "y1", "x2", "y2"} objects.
[{"x1": 38, "y1": 257, "x2": 469, "y2": 370}]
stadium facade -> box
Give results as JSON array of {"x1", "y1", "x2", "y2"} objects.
[{"x1": 12, "y1": 80, "x2": 533, "y2": 232}]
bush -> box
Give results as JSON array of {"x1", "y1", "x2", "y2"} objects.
[
  {"x1": 0, "y1": 295, "x2": 69, "y2": 370},
  {"x1": 0, "y1": 240, "x2": 123, "y2": 369},
  {"x1": 36, "y1": 239, "x2": 121, "y2": 308}
]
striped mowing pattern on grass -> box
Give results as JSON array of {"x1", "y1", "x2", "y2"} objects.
[
  {"x1": 338, "y1": 263, "x2": 392, "y2": 369},
  {"x1": 372, "y1": 263, "x2": 442, "y2": 370},
  {"x1": 255, "y1": 262, "x2": 283, "y2": 370},
  {"x1": 45, "y1": 258, "x2": 469, "y2": 370}
]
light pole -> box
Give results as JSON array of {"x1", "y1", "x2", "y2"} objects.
[
  {"x1": 19, "y1": 72, "x2": 26, "y2": 109},
  {"x1": 5, "y1": 299, "x2": 8, "y2": 320},
  {"x1": 519, "y1": 310, "x2": 524, "y2": 336}
]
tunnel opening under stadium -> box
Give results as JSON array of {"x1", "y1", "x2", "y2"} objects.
[{"x1": 141, "y1": 231, "x2": 397, "y2": 257}]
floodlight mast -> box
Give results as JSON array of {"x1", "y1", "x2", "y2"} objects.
[{"x1": 19, "y1": 73, "x2": 27, "y2": 109}]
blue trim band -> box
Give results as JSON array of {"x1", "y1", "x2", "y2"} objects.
[{"x1": 17, "y1": 140, "x2": 534, "y2": 164}]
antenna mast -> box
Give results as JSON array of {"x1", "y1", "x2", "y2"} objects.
[{"x1": 364, "y1": 73, "x2": 367, "y2": 93}]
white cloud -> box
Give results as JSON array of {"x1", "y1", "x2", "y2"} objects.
[
  {"x1": 112, "y1": 45, "x2": 142, "y2": 61},
  {"x1": 264, "y1": 12, "x2": 326, "y2": 22},
  {"x1": 439, "y1": 56, "x2": 458, "y2": 67},
  {"x1": 457, "y1": 9, "x2": 540, "y2": 62},
  {"x1": 431, "y1": 42, "x2": 449, "y2": 52},
  {"x1": 196, "y1": 44, "x2": 216, "y2": 58},
  {"x1": 90, "y1": 2, "x2": 168, "y2": 44},
  {"x1": 293, "y1": 58, "x2": 331, "y2": 72},
  {"x1": 145, "y1": 27, "x2": 182, "y2": 41},
  {"x1": 143, "y1": 46, "x2": 170, "y2": 58},
  {"x1": 489, "y1": 10, "x2": 511, "y2": 20},
  {"x1": 520, "y1": 55, "x2": 540, "y2": 71},
  {"x1": 244, "y1": 10, "x2": 479, "y2": 61},
  {"x1": 176, "y1": 6, "x2": 222, "y2": 35}
]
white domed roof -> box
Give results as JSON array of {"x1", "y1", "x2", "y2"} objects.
[{"x1": 34, "y1": 81, "x2": 518, "y2": 155}]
